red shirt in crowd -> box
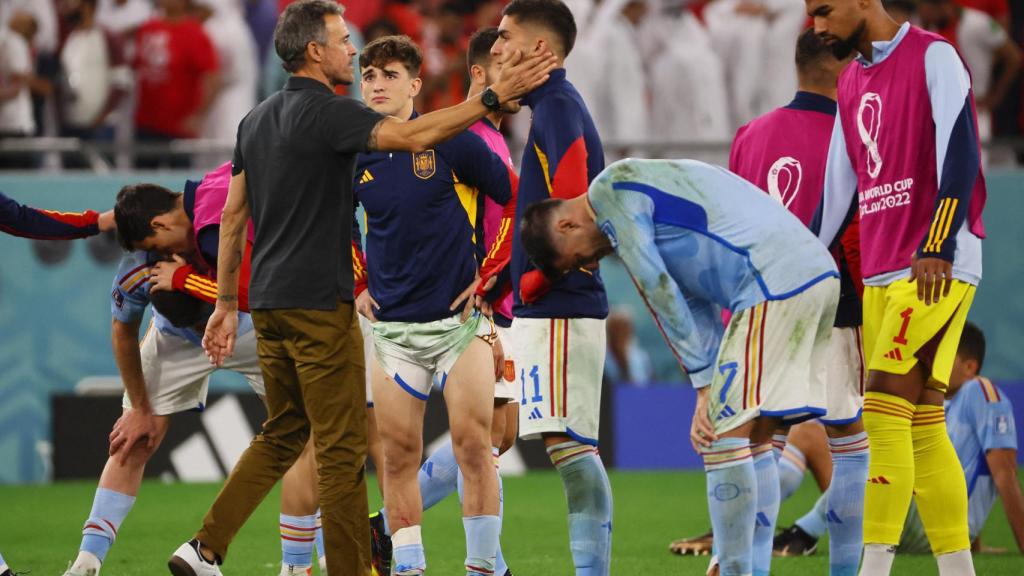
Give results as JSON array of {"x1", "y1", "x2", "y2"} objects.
[
  {"x1": 955, "y1": 0, "x2": 1009, "y2": 20},
  {"x1": 132, "y1": 17, "x2": 218, "y2": 137}
]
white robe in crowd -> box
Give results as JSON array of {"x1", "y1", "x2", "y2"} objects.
[{"x1": 197, "y1": 0, "x2": 258, "y2": 145}]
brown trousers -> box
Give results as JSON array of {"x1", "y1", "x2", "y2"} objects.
[{"x1": 196, "y1": 300, "x2": 371, "y2": 575}]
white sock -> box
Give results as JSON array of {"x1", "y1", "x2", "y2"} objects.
[
  {"x1": 72, "y1": 550, "x2": 102, "y2": 569},
  {"x1": 936, "y1": 549, "x2": 975, "y2": 576},
  {"x1": 858, "y1": 543, "x2": 896, "y2": 576}
]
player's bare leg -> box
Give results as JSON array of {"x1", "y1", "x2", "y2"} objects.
[
  {"x1": 445, "y1": 338, "x2": 502, "y2": 572},
  {"x1": 494, "y1": 400, "x2": 519, "y2": 456},
  {"x1": 373, "y1": 359, "x2": 428, "y2": 574},
  {"x1": 65, "y1": 413, "x2": 170, "y2": 575},
  {"x1": 367, "y1": 406, "x2": 385, "y2": 495}
]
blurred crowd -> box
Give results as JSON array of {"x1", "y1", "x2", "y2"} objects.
[{"x1": 0, "y1": 0, "x2": 1022, "y2": 170}]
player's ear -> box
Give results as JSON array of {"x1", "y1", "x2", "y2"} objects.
[{"x1": 410, "y1": 76, "x2": 423, "y2": 98}]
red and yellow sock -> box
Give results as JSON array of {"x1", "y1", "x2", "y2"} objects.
[{"x1": 862, "y1": 391, "x2": 915, "y2": 545}]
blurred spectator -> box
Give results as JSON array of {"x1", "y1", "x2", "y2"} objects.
[
  {"x1": 704, "y1": 0, "x2": 806, "y2": 130},
  {"x1": 193, "y1": 0, "x2": 258, "y2": 152},
  {"x1": 132, "y1": 0, "x2": 220, "y2": 168},
  {"x1": 96, "y1": 0, "x2": 153, "y2": 38},
  {"x1": 605, "y1": 309, "x2": 655, "y2": 385},
  {"x1": 954, "y1": 0, "x2": 1010, "y2": 31},
  {"x1": 420, "y1": 2, "x2": 470, "y2": 111},
  {"x1": 645, "y1": 2, "x2": 730, "y2": 144},
  {"x1": 59, "y1": 0, "x2": 130, "y2": 154},
  {"x1": 0, "y1": 18, "x2": 35, "y2": 168},
  {"x1": 568, "y1": 0, "x2": 650, "y2": 146},
  {"x1": 918, "y1": 0, "x2": 1022, "y2": 145},
  {"x1": 1, "y1": 1, "x2": 59, "y2": 56},
  {"x1": 363, "y1": 17, "x2": 401, "y2": 43}
]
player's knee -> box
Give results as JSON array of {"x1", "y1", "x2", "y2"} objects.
[{"x1": 451, "y1": 433, "x2": 491, "y2": 471}]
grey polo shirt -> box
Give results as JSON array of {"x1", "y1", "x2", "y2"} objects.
[{"x1": 232, "y1": 76, "x2": 384, "y2": 310}]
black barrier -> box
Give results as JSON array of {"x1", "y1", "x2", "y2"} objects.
[{"x1": 52, "y1": 388, "x2": 615, "y2": 481}]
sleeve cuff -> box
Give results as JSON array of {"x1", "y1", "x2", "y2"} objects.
[
  {"x1": 172, "y1": 264, "x2": 195, "y2": 291},
  {"x1": 689, "y1": 364, "x2": 714, "y2": 389}
]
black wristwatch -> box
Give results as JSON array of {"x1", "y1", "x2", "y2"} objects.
[{"x1": 481, "y1": 86, "x2": 501, "y2": 112}]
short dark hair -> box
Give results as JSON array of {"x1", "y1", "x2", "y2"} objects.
[
  {"x1": 150, "y1": 289, "x2": 211, "y2": 328},
  {"x1": 519, "y1": 198, "x2": 565, "y2": 281},
  {"x1": 360, "y1": 35, "x2": 423, "y2": 76},
  {"x1": 467, "y1": 27, "x2": 500, "y2": 71},
  {"x1": 114, "y1": 184, "x2": 181, "y2": 251},
  {"x1": 274, "y1": 0, "x2": 345, "y2": 74},
  {"x1": 958, "y1": 321, "x2": 986, "y2": 372},
  {"x1": 794, "y1": 27, "x2": 834, "y2": 75},
  {"x1": 503, "y1": 0, "x2": 577, "y2": 57}
]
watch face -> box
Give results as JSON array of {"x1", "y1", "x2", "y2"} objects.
[{"x1": 483, "y1": 89, "x2": 498, "y2": 108}]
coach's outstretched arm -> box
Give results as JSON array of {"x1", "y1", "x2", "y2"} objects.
[
  {"x1": 368, "y1": 49, "x2": 555, "y2": 153},
  {"x1": 203, "y1": 171, "x2": 249, "y2": 366}
]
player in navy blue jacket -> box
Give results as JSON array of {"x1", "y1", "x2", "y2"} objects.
[
  {"x1": 352, "y1": 36, "x2": 517, "y2": 576},
  {"x1": 489, "y1": 2, "x2": 613, "y2": 574}
]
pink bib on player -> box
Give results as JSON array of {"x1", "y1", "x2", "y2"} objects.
[
  {"x1": 469, "y1": 119, "x2": 515, "y2": 321},
  {"x1": 191, "y1": 161, "x2": 255, "y2": 270},
  {"x1": 837, "y1": 26, "x2": 985, "y2": 278},
  {"x1": 730, "y1": 102, "x2": 835, "y2": 226}
]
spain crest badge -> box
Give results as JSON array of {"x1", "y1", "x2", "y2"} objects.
[{"x1": 413, "y1": 150, "x2": 436, "y2": 179}]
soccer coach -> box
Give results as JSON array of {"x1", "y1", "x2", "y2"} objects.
[{"x1": 164, "y1": 1, "x2": 557, "y2": 574}]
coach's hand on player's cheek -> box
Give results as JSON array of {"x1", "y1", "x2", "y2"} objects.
[
  {"x1": 492, "y1": 48, "x2": 558, "y2": 102},
  {"x1": 356, "y1": 290, "x2": 380, "y2": 323},
  {"x1": 690, "y1": 387, "x2": 717, "y2": 451},
  {"x1": 910, "y1": 255, "x2": 953, "y2": 306},
  {"x1": 109, "y1": 408, "x2": 158, "y2": 464},
  {"x1": 148, "y1": 254, "x2": 187, "y2": 293},
  {"x1": 202, "y1": 307, "x2": 238, "y2": 366},
  {"x1": 97, "y1": 209, "x2": 115, "y2": 232},
  {"x1": 451, "y1": 275, "x2": 482, "y2": 323}
]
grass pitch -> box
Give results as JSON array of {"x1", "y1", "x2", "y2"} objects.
[{"x1": 1, "y1": 470, "x2": 1021, "y2": 574}]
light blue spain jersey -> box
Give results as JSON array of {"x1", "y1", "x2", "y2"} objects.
[
  {"x1": 110, "y1": 251, "x2": 253, "y2": 347},
  {"x1": 946, "y1": 377, "x2": 1017, "y2": 540},
  {"x1": 587, "y1": 159, "x2": 838, "y2": 386}
]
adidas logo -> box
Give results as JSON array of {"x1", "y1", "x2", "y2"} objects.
[
  {"x1": 826, "y1": 509, "x2": 843, "y2": 524},
  {"x1": 170, "y1": 395, "x2": 253, "y2": 482},
  {"x1": 883, "y1": 348, "x2": 903, "y2": 361},
  {"x1": 868, "y1": 475, "x2": 890, "y2": 485},
  {"x1": 359, "y1": 169, "x2": 374, "y2": 184},
  {"x1": 755, "y1": 512, "x2": 771, "y2": 527},
  {"x1": 717, "y1": 405, "x2": 736, "y2": 421},
  {"x1": 528, "y1": 407, "x2": 543, "y2": 420}
]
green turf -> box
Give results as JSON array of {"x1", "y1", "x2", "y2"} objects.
[{"x1": 1, "y1": 471, "x2": 1021, "y2": 574}]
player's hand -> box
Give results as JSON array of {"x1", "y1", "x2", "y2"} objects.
[
  {"x1": 356, "y1": 289, "x2": 380, "y2": 323},
  {"x1": 451, "y1": 275, "x2": 481, "y2": 323},
  {"x1": 492, "y1": 48, "x2": 558, "y2": 104},
  {"x1": 109, "y1": 408, "x2": 158, "y2": 465},
  {"x1": 203, "y1": 306, "x2": 238, "y2": 366},
  {"x1": 492, "y1": 331, "x2": 505, "y2": 381},
  {"x1": 97, "y1": 209, "x2": 115, "y2": 233},
  {"x1": 909, "y1": 255, "x2": 953, "y2": 306},
  {"x1": 690, "y1": 387, "x2": 718, "y2": 451},
  {"x1": 148, "y1": 254, "x2": 187, "y2": 294},
  {"x1": 473, "y1": 275, "x2": 499, "y2": 318}
]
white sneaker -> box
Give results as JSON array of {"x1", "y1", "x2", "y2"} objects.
[
  {"x1": 278, "y1": 565, "x2": 311, "y2": 576},
  {"x1": 63, "y1": 551, "x2": 102, "y2": 576},
  {"x1": 168, "y1": 540, "x2": 223, "y2": 576}
]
